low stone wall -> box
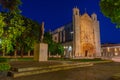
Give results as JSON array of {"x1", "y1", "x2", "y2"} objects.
[{"x1": 9, "y1": 62, "x2": 93, "y2": 78}]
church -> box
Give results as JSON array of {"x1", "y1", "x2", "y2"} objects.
[{"x1": 51, "y1": 7, "x2": 101, "y2": 58}]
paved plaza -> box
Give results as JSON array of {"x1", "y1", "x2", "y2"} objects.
[{"x1": 0, "y1": 62, "x2": 120, "y2": 80}]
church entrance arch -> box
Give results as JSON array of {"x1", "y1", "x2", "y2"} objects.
[
  {"x1": 85, "y1": 50, "x2": 88, "y2": 57},
  {"x1": 82, "y1": 43, "x2": 95, "y2": 57}
]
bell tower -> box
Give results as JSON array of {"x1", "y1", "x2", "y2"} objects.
[
  {"x1": 73, "y1": 7, "x2": 81, "y2": 57},
  {"x1": 91, "y1": 13, "x2": 101, "y2": 57}
]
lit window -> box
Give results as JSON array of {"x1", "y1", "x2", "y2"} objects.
[
  {"x1": 114, "y1": 48, "x2": 117, "y2": 52},
  {"x1": 68, "y1": 46, "x2": 72, "y2": 51},
  {"x1": 66, "y1": 46, "x2": 68, "y2": 49},
  {"x1": 54, "y1": 37, "x2": 57, "y2": 40},
  {"x1": 115, "y1": 52, "x2": 118, "y2": 56},
  {"x1": 107, "y1": 47, "x2": 110, "y2": 52}
]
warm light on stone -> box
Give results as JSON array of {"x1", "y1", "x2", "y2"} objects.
[
  {"x1": 51, "y1": 7, "x2": 101, "y2": 58},
  {"x1": 73, "y1": 8, "x2": 101, "y2": 57}
]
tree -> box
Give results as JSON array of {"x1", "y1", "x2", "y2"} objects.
[
  {"x1": 43, "y1": 32, "x2": 53, "y2": 56},
  {"x1": 0, "y1": 0, "x2": 22, "y2": 13},
  {"x1": 0, "y1": 0, "x2": 23, "y2": 56},
  {"x1": 17, "y1": 17, "x2": 40, "y2": 57},
  {"x1": 100, "y1": 0, "x2": 120, "y2": 28},
  {"x1": 43, "y1": 32, "x2": 64, "y2": 57},
  {"x1": 0, "y1": 0, "x2": 41, "y2": 58},
  {"x1": 0, "y1": 13, "x2": 6, "y2": 56},
  {"x1": 56, "y1": 43, "x2": 64, "y2": 57},
  {"x1": 0, "y1": 13, "x2": 41, "y2": 57},
  {"x1": 0, "y1": 13, "x2": 25, "y2": 56}
]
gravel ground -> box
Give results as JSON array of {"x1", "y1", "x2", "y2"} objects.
[{"x1": 1, "y1": 62, "x2": 120, "y2": 80}]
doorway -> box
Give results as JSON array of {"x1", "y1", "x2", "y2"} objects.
[
  {"x1": 82, "y1": 43, "x2": 94, "y2": 57},
  {"x1": 85, "y1": 50, "x2": 88, "y2": 57}
]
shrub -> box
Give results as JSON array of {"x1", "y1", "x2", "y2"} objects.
[
  {"x1": 0, "y1": 63, "x2": 11, "y2": 71},
  {"x1": 0, "y1": 57, "x2": 8, "y2": 62}
]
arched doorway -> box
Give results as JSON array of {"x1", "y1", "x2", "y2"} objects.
[{"x1": 82, "y1": 43, "x2": 95, "y2": 57}]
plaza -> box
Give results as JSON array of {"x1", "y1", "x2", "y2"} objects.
[{"x1": 0, "y1": 0, "x2": 120, "y2": 80}]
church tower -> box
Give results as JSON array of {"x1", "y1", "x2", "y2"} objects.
[
  {"x1": 91, "y1": 13, "x2": 101, "y2": 56},
  {"x1": 73, "y1": 7, "x2": 81, "y2": 57}
]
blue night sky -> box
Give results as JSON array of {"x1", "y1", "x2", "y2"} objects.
[{"x1": 20, "y1": 0, "x2": 120, "y2": 44}]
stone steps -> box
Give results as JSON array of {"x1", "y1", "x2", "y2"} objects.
[{"x1": 8, "y1": 62, "x2": 93, "y2": 78}]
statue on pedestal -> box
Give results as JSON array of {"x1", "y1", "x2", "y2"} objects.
[
  {"x1": 34, "y1": 21, "x2": 48, "y2": 61},
  {"x1": 40, "y1": 22, "x2": 44, "y2": 42}
]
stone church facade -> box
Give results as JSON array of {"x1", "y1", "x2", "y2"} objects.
[{"x1": 52, "y1": 7, "x2": 101, "y2": 58}]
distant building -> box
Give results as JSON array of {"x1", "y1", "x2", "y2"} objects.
[
  {"x1": 101, "y1": 44, "x2": 120, "y2": 57},
  {"x1": 51, "y1": 7, "x2": 101, "y2": 58}
]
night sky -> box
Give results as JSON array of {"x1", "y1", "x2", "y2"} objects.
[{"x1": 20, "y1": 0, "x2": 120, "y2": 44}]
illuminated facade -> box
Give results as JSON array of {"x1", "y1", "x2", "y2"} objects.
[
  {"x1": 52, "y1": 7, "x2": 101, "y2": 58},
  {"x1": 101, "y1": 44, "x2": 120, "y2": 57}
]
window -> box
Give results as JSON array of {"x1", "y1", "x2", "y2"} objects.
[
  {"x1": 54, "y1": 36, "x2": 57, "y2": 40},
  {"x1": 76, "y1": 11, "x2": 78, "y2": 15},
  {"x1": 107, "y1": 47, "x2": 110, "y2": 52},
  {"x1": 114, "y1": 48, "x2": 117, "y2": 52}
]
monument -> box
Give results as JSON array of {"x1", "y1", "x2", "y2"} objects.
[
  {"x1": 73, "y1": 7, "x2": 101, "y2": 57},
  {"x1": 34, "y1": 22, "x2": 48, "y2": 61},
  {"x1": 51, "y1": 7, "x2": 101, "y2": 58}
]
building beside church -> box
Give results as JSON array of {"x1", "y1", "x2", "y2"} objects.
[
  {"x1": 52, "y1": 7, "x2": 101, "y2": 58},
  {"x1": 101, "y1": 44, "x2": 120, "y2": 57}
]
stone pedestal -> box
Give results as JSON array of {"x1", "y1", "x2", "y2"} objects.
[{"x1": 34, "y1": 43, "x2": 48, "y2": 61}]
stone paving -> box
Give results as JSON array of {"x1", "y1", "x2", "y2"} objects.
[
  {"x1": 10, "y1": 62, "x2": 120, "y2": 80},
  {"x1": 9, "y1": 61, "x2": 93, "y2": 78},
  {"x1": 1, "y1": 61, "x2": 120, "y2": 80}
]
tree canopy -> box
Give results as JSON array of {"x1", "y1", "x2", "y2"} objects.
[
  {"x1": 0, "y1": 0, "x2": 64, "y2": 57},
  {"x1": 0, "y1": 0, "x2": 41, "y2": 56},
  {"x1": 43, "y1": 32, "x2": 64, "y2": 57},
  {"x1": 100, "y1": 0, "x2": 120, "y2": 28},
  {"x1": 0, "y1": 0, "x2": 22, "y2": 13},
  {"x1": 1, "y1": 13, "x2": 25, "y2": 53}
]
